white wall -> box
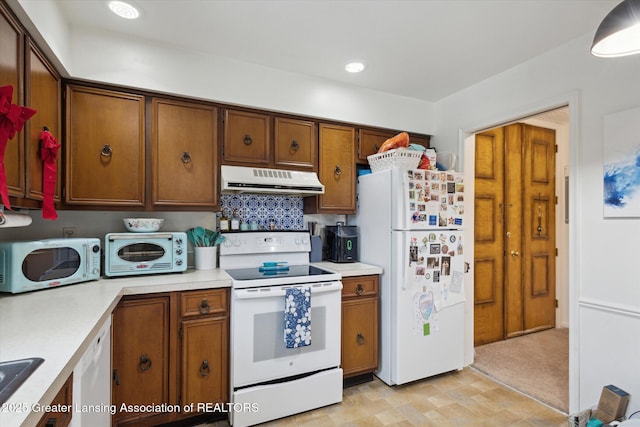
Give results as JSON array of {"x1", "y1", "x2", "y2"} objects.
[{"x1": 434, "y1": 34, "x2": 640, "y2": 415}]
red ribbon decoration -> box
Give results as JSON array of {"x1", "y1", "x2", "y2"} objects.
[
  {"x1": 40, "y1": 129, "x2": 60, "y2": 220},
  {"x1": 0, "y1": 85, "x2": 37, "y2": 210}
]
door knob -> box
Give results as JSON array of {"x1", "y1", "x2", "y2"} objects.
[{"x1": 510, "y1": 250, "x2": 520, "y2": 257}]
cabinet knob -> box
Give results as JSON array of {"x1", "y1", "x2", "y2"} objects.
[
  {"x1": 356, "y1": 283, "x2": 365, "y2": 296},
  {"x1": 181, "y1": 151, "x2": 192, "y2": 163},
  {"x1": 290, "y1": 140, "x2": 300, "y2": 151},
  {"x1": 139, "y1": 354, "x2": 152, "y2": 371},
  {"x1": 113, "y1": 369, "x2": 120, "y2": 386},
  {"x1": 199, "y1": 299, "x2": 210, "y2": 314},
  {"x1": 356, "y1": 332, "x2": 365, "y2": 345},
  {"x1": 243, "y1": 134, "x2": 253, "y2": 145},
  {"x1": 199, "y1": 360, "x2": 211, "y2": 377},
  {"x1": 45, "y1": 418, "x2": 57, "y2": 427},
  {"x1": 100, "y1": 144, "x2": 113, "y2": 158},
  {"x1": 510, "y1": 250, "x2": 520, "y2": 257},
  {"x1": 334, "y1": 165, "x2": 342, "y2": 176},
  {"x1": 374, "y1": 144, "x2": 380, "y2": 152}
]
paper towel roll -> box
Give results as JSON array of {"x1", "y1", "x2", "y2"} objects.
[{"x1": 0, "y1": 211, "x2": 33, "y2": 228}]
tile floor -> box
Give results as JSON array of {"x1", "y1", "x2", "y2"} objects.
[{"x1": 200, "y1": 368, "x2": 567, "y2": 426}]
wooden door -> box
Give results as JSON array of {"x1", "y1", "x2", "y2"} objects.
[
  {"x1": 222, "y1": 109, "x2": 271, "y2": 165},
  {"x1": 1, "y1": 3, "x2": 25, "y2": 198},
  {"x1": 25, "y1": 40, "x2": 61, "y2": 202},
  {"x1": 112, "y1": 297, "x2": 170, "y2": 425},
  {"x1": 65, "y1": 85, "x2": 145, "y2": 206},
  {"x1": 274, "y1": 117, "x2": 316, "y2": 170},
  {"x1": 521, "y1": 124, "x2": 556, "y2": 333},
  {"x1": 151, "y1": 98, "x2": 218, "y2": 208},
  {"x1": 474, "y1": 123, "x2": 556, "y2": 346},
  {"x1": 473, "y1": 127, "x2": 506, "y2": 346}
]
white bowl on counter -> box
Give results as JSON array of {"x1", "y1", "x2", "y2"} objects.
[{"x1": 123, "y1": 218, "x2": 164, "y2": 232}]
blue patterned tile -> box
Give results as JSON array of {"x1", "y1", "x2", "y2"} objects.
[{"x1": 219, "y1": 193, "x2": 304, "y2": 230}]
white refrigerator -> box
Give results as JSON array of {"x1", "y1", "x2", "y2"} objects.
[{"x1": 351, "y1": 167, "x2": 466, "y2": 385}]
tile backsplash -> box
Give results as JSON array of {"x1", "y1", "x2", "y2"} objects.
[{"x1": 219, "y1": 194, "x2": 304, "y2": 230}]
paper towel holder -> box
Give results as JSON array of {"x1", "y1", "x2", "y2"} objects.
[{"x1": 0, "y1": 206, "x2": 33, "y2": 227}]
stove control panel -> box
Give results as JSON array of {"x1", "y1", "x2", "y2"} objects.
[{"x1": 220, "y1": 231, "x2": 311, "y2": 256}]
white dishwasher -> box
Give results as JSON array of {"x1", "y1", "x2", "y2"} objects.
[{"x1": 70, "y1": 315, "x2": 111, "y2": 427}]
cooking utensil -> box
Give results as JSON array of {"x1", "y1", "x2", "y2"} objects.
[{"x1": 194, "y1": 227, "x2": 206, "y2": 246}]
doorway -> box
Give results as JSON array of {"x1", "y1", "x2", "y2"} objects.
[
  {"x1": 470, "y1": 106, "x2": 570, "y2": 412},
  {"x1": 474, "y1": 122, "x2": 557, "y2": 346}
]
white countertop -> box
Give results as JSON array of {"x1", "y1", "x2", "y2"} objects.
[{"x1": 0, "y1": 262, "x2": 381, "y2": 426}]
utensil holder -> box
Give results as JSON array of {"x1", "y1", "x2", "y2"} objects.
[{"x1": 195, "y1": 246, "x2": 217, "y2": 270}]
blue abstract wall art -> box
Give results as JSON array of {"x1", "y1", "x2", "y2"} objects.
[{"x1": 603, "y1": 106, "x2": 640, "y2": 217}]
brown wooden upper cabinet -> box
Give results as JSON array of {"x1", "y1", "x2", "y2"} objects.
[
  {"x1": 65, "y1": 85, "x2": 145, "y2": 207},
  {"x1": 1, "y1": 2, "x2": 25, "y2": 200},
  {"x1": 274, "y1": 117, "x2": 316, "y2": 170},
  {"x1": 25, "y1": 40, "x2": 62, "y2": 205},
  {"x1": 222, "y1": 109, "x2": 317, "y2": 170},
  {"x1": 151, "y1": 98, "x2": 218, "y2": 208},
  {"x1": 305, "y1": 123, "x2": 356, "y2": 214},
  {"x1": 357, "y1": 129, "x2": 396, "y2": 163},
  {"x1": 1, "y1": 2, "x2": 62, "y2": 210},
  {"x1": 222, "y1": 109, "x2": 271, "y2": 165}
]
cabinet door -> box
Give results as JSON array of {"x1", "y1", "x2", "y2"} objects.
[
  {"x1": 181, "y1": 317, "x2": 229, "y2": 411},
  {"x1": 25, "y1": 40, "x2": 61, "y2": 202},
  {"x1": 1, "y1": 4, "x2": 25, "y2": 198},
  {"x1": 274, "y1": 117, "x2": 316, "y2": 170},
  {"x1": 317, "y1": 124, "x2": 356, "y2": 213},
  {"x1": 112, "y1": 297, "x2": 170, "y2": 424},
  {"x1": 341, "y1": 297, "x2": 378, "y2": 378},
  {"x1": 151, "y1": 98, "x2": 218, "y2": 207},
  {"x1": 223, "y1": 109, "x2": 271, "y2": 165},
  {"x1": 357, "y1": 129, "x2": 395, "y2": 163},
  {"x1": 410, "y1": 134, "x2": 431, "y2": 149},
  {"x1": 36, "y1": 374, "x2": 73, "y2": 427},
  {"x1": 65, "y1": 85, "x2": 145, "y2": 206}
]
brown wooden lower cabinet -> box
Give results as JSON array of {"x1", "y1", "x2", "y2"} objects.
[
  {"x1": 341, "y1": 275, "x2": 379, "y2": 380},
  {"x1": 111, "y1": 289, "x2": 229, "y2": 426},
  {"x1": 37, "y1": 374, "x2": 72, "y2": 427}
]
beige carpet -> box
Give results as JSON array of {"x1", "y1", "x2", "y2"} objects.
[{"x1": 472, "y1": 327, "x2": 569, "y2": 414}]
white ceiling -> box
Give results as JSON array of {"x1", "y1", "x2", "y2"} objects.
[{"x1": 54, "y1": 0, "x2": 618, "y2": 103}]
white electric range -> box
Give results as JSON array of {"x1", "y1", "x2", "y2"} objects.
[{"x1": 219, "y1": 231, "x2": 343, "y2": 427}]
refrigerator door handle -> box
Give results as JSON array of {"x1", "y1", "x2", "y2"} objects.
[{"x1": 401, "y1": 235, "x2": 408, "y2": 290}]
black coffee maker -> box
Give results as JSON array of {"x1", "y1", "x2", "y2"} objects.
[{"x1": 324, "y1": 222, "x2": 359, "y2": 263}]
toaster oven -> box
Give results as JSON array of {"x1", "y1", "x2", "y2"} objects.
[{"x1": 104, "y1": 232, "x2": 187, "y2": 277}]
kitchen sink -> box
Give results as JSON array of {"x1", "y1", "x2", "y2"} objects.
[{"x1": 0, "y1": 358, "x2": 44, "y2": 404}]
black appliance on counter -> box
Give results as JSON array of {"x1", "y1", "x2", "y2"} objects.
[{"x1": 324, "y1": 223, "x2": 359, "y2": 263}]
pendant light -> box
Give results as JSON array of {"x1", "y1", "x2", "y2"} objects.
[{"x1": 591, "y1": 0, "x2": 640, "y2": 57}]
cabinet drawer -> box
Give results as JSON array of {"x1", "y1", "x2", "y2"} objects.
[
  {"x1": 181, "y1": 289, "x2": 228, "y2": 317},
  {"x1": 341, "y1": 276, "x2": 378, "y2": 299}
]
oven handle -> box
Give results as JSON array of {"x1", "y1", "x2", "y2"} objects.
[{"x1": 233, "y1": 281, "x2": 343, "y2": 299}]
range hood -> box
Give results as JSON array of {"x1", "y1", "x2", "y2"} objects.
[{"x1": 221, "y1": 165, "x2": 324, "y2": 196}]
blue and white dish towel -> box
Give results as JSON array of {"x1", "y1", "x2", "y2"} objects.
[{"x1": 284, "y1": 286, "x2": 311, "y2": 348}]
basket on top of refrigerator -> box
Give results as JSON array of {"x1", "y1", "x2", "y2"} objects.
[{"x1": 367, "y1": 131, "x2": 439, "y2": 172}]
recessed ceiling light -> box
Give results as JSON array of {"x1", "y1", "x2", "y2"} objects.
[
  {"x1": 108, "y1": 1, "x2": 139, "y2": 20},
  {"x1": 345, "y1": 62, "x2": 365, "y2": 73}
]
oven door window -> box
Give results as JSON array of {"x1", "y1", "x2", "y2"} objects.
[
  {"x1": 23, "y1": 247, "x2": 80, "y2": 282},
  {"x1": 117, "y1": 243, "x2": 166, "y2": 263}
]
